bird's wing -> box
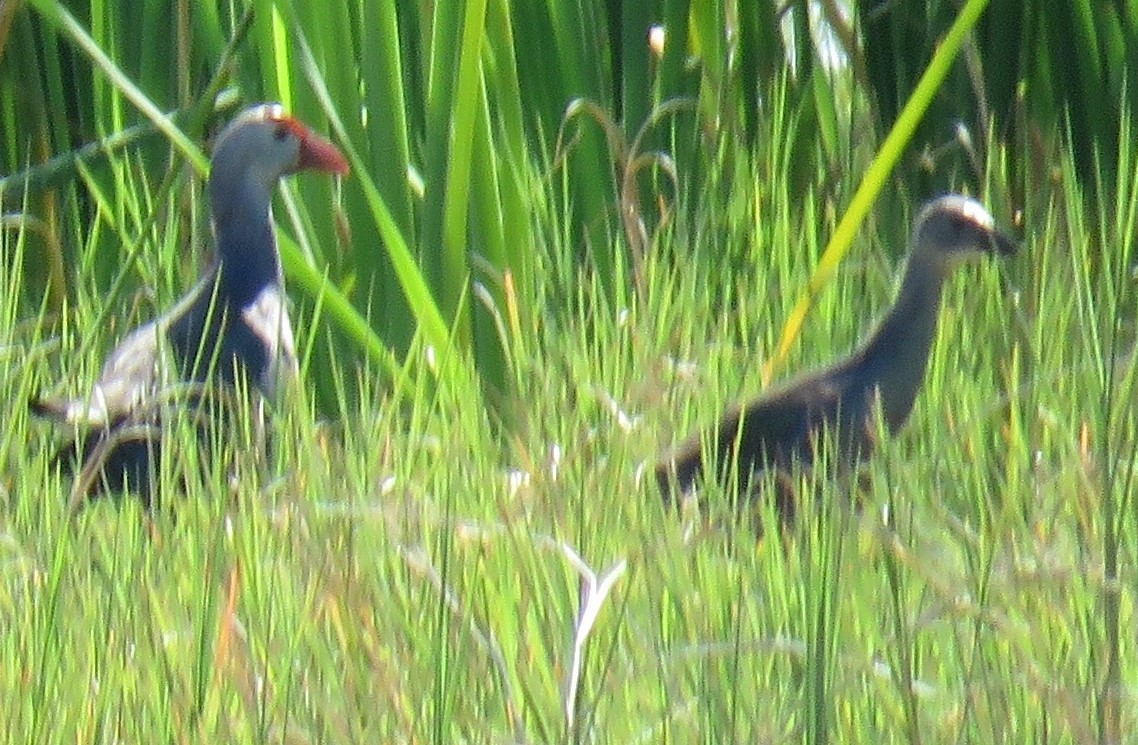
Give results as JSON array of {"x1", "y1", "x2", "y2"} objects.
[
  {"x1": 767, "y1": 361, "x2": 872, "y2": 432},
  {"x1": 657, "y1": 375, "x2": 802, "y2": 487},
  {"x1": 31, "y1": 319, "x2": 168, "y2": 427},
  {"x1": 748, "y1": 362, "x2": 888, "y2": 466},
  {"x1": 657, "y1": 364, "x2": 858, "y2": 491},
  {"x1": 31, "y1": 277, "x2": 224, "y2": 428},
  {"x1": 728, "y1": 373, "x2": 844, "y2": 463}
]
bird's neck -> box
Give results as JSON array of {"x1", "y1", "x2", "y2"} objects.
[
  {"x1": 855, "y1": 252, "x2": 948, "y2": 429},
  {"x1": 212, "y1": 182, "x2": 283, "y2": 308}
]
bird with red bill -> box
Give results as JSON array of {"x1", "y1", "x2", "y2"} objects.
[{"x1": 32, "y1": 103, "x2": 349, "y2": 507}]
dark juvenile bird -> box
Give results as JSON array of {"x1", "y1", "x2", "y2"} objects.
[
  {"x1": 31, "y1": 103, "x2": 350, "y2": 505},
  {"x1": 656, "y1": 194, "x2": 1018, "y2": 517}
]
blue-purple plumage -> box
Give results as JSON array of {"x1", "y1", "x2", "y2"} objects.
[{"x1": 32, "y1": 104, "x2": 348, "y2": 505}]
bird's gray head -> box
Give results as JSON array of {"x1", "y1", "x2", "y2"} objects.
[
  {"x1": 208, "y1": 103, "x2": 349, "y2": 212},
  {"x1": 910, "y1": 194, "x2": 1018, "y2": 266}
]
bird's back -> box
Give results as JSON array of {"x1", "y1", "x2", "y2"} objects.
[{"x1": 656, "y1": 356, "x2": 879, "y2": 500}]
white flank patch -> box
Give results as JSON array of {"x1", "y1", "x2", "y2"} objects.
[{"x1": 242, "y1": 286, "x2": 298, "y2": 397}]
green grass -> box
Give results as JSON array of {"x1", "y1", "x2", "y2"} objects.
[{"x1": 2, "y1": 100, "x2": 1136, "y2": 745}]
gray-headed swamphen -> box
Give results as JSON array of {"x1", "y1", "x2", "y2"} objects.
[{"x1": 32, "y1": 104, "x2": 349, "y2": 506}]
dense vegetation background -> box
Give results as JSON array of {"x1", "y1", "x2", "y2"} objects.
[{"x1": 0, "y1": 0, "x2": 1135, "y2": 742}]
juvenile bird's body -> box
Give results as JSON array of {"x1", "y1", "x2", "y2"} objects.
[
  {"x1": 656, "y1": 195, "x2": 1018, "y2": 516},
  {"x1": 32, "y1": 104, "x2": 349, "y2": 505}
]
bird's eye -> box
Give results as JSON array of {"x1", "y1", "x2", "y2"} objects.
[{"x1": 273, "y1": 124, "x2": 289, "y2": 141}]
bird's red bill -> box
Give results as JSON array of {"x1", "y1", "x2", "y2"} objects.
[{"x1": 280, "y1": 117, "x2": 350, "y2": 175}]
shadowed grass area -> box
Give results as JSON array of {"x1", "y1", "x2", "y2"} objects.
[{"x1": 2, "y1": 103, "x2": 1136, "y2": 745}]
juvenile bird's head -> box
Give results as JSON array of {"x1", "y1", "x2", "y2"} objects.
[{"x1": 910, "y1": 194, "x2": 1018, "y2": 267}]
